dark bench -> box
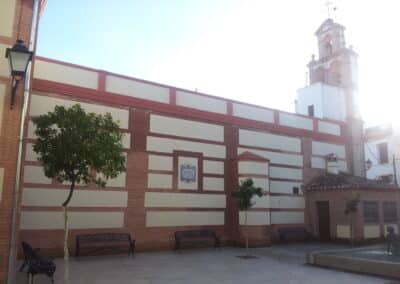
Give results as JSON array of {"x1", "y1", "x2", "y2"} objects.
[
  {"x1": 20, "y1": 242, "x2": 56, "y2": 283},
  {"x1": 175, "y1": 230, "x2": 220, "y2": 250},
  {"x1": 278, "y1": 227, "x2": 309, "y2": 242},
  {"x1": 75, "y1": 233, "x2": 135, "y2": 257}
]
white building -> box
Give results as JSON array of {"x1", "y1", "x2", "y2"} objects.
[{"x1": 365, "y1": 124, "x2": 400, "y2": 185}]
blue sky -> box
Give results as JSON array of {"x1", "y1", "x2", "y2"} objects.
[{"x1": 37, "y1": 0, "x2": 400, "y2": 126}]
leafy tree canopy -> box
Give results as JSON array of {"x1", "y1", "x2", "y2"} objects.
[
  {"x1": 233, "y1": 178, "x2": 263, "y2": 210},
  {"x1": 32, "y1": 104, "x2": 126, "y2": 206}
]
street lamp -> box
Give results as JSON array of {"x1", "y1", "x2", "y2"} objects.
[{"x1": 5, "y1": 39, "x2": 33, "y2": 109}]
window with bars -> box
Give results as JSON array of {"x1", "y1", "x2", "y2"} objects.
[
  {"x1": 363, "y1": 201, "x2": 379, "y2": 223},
  {"x1": 383, "y1": 201, "x2": 397, "y2": 222}
]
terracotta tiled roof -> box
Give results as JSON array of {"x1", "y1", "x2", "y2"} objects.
[{"x1": 304, "y1": 172, "x2": 399, "y2": 191}]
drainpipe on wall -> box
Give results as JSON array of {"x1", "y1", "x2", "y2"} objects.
[{"x1": 7, "y1": 0, "x2": 40, "y2": 283}]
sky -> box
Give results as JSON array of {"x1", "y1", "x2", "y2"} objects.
[{"x1": 37, "y1": 0, "x2": 400, "y2": 126}]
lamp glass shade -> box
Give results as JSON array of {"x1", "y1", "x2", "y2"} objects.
[{"x1": 5, "y1": 40, "x2": 33, "y2": 78}]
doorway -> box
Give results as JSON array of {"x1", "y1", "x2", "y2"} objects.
[{"x1": 316, "y1": 201, "x2": 331, "y2": 241}]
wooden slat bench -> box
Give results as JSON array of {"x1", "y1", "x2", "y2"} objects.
[
  {"x1": 174, "y1": 230, "x2": 220, "y2": 250},
  {"x1": 75, "y1": 233, "x2": 135, "y2": 257},
  {"x1": 278, "y1": 227, "x2": 309, "y2": 242}
]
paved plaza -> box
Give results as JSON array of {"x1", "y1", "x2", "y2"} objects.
[{"x1": 17, "y1": 243, "x2": 396, "y2": 284}]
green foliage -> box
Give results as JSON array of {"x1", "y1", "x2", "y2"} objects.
[
  {"x1": 32, "y1": 104, "x2": 126, "y2": 205},
  {"x1": 233, "y1": 178, "x2": 263, "y2": 210},
  {"x1": 345, "y1": 193, "x2": 360, "y2": 215}
]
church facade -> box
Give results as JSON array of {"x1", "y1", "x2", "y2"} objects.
[{"x1": 0, "y1": 0, "x2": 395, "y2": 282}]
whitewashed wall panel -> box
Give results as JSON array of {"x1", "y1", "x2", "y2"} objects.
[
  {"x1": 203, "y1": 160, "x2": 224, "y2": 175},
  {"x1": 0, "y1": 84, "x2": 5, "y2": 134},
  {"x1": 239, "y1": 211, "x2": 270, "y2": 225},
  {"x1": 239, "y1": 129, "x2": 301, "y2": 153},
  {"x1": 271, "y1": 211, "x2": 304, "y2": 224},
  {"x1": 203, "y1": 177, "x2": 224, "y2": 191},
  {"x1": 336, "y1": 225, "x2": 350, "y2": 238},
  {"x1": 147, "y1": 136, "x2": 226, "y2": 158},
  {"x1": 22, "y1": 188, "x2": 127, "y2": 207},
  {"x1": 150, "y1": 114, "x2": 224, "y2": 142},
  {"x1": 238, "y1": 161, "x2": 268, "y2": 175},
  {"x1": 176, "y1": 90, "x2": 227, "y2": 114},
  {"x1": 270, "y1": 196, "x2": 305, "y2": 209},
  {"x1": 279, "y1": 113, "x2": 313, "y2": 130},
  {"x1": 311, "y1": 157, "x2": 348, "y2": 172},
  {"x1": 233, "y1": 103, "x2": 274, "y2": 123},
  {"x1": 106, "y1": 75, "x2": 170, "y2": 103},
  {"x1": 21, "y1": 211, "x2": 124, "y2": 230},
  {"x1": 238, "y1": 147, "x2": 303, "y2": 167},
  {"x1": 318, "y1": 121, "x2": 341, "y2": 136},
  {"x1": 148, "y1": 155, "x2": 173, "y2": 171},
  {"x1": 270, "y1": 181, "x2": 302, "y2": 195},
  {"x1": 146, "y1": 211, "x2": 224, "y2": 227},
  {"x1": 312, "y1": 141, "x2": 346, "y2": 159},
  {"x1": 252, "y1": 195, "x2": 270, "y2": 208},
  {"x1": 0, "y1": 44, "x2": 11, "y2": 77},
  {"x1": 0, "y1": 0, "x2": 16, "y2": 37},
  {"x1": 23, "y1": 166, "x2": 52, "y2": 184},
  {"x1": 34, "y1": 60, "x2": 98, "y2": 89},
  {"x1": 144, "y1": 192, "x2": 226, "y2": 208},
  {"x1": 364, "y1": 225, "x2": 380, "y2": 239},
  {"x1": 30, "y1": 94, "x2": 129, "y2": 129},
  {"x1": 147, "y1": 173, "x2": 172, "y2": 188},
  {"x1": 269, "y1": 167, "x2": 302, "y2": 180}
]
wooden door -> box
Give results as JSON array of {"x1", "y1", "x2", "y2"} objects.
[{"x1": 316, "y1": 201, "x2": 331, "y2": 241}]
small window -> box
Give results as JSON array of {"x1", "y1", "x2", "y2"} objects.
[
  {"x1": 377, "y1": 143, "x2": 389, "y2": 164},
  {"x1": 293, "y1": 187, "x2": 299, "y2": 195},
  {"x1": 383, "y1": 202, "x2": 397, "y2": 222},
  {"x1": 308, "y1": 105, "x2": 315, "y2": 117},
  {"x1": 363, "y1": 201, "x2": 379, "y2": 223}
]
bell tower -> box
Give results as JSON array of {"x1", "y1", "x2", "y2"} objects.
[{"x1": 296, "y1": 18, "x2": 365, "y2": 177}]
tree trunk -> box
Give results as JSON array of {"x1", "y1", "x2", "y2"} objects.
[
  {"x1": 63, "y1": 205, "x2": 69, "y2": 284},
  {"x1": 245, "y1": 210, "x2": 249, "y2": 255}
]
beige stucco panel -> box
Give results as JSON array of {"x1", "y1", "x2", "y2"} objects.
[
  {"x1": 318, "y1": 121, "x2": 341, "y2": 136},
  {"x1": 148, "y1": 155, "x2": 173, "y2": 171},
  {"x1": 270, "y1": 181, "x2": 302, "y2": 195},
  {"x1": 239, "y1": 129, "x2": 301, "y2": 153},
  {"x1": 176, "y1": 90, "x2": 227, "y2": 114},
  {"x1": 144, "y1": 192, "x2": 226, "y2": 208},
  {"x1": 239, "y1": 211, "x2": 270, "y2": 225},
  {"x1": 146, "y1": 211, "x2": 224, "y2": 227},
  {"x1": 34, "y1": 60, "x2": 98, "y2": 89},
  {"x1": 271, "y1": 211, "x2": 304, "y2": 224},
  {"x1": 20, "y1": 211, "x2": 124, "y2": 230},
  {"x1": 22, "y1": 188, "x2": 128, "y2": 207},
  {"x1": 0, "y1": 84, "x2": 5, "y2": 135},
  {"x1": 279, "y1": 112, "x2": 313, "y2": 130},
  {"x1": 147, "y1": 173, "x2": 172, "y2": 189},
  {"x1": 270, "y1": 196, "x2": 305, "y2": 209},
  {"x1": 23, "y1": 165, "x2": 52, "y2": 184},
  {"x1": 251, "y1": 195, "x2": 270, "y2": 209},
  {"x1": 238, "y1": 147, "x2": 303, "y2": 167},
  {"x1": 238, "y1": 161, "x2": 269, "y2": 175},
  {"x1": 203, "y1": 160, "x2": 224, "y2": 175},
  {"x1": 363, "y1": 225, "x2": 380, "y2": 239},
  {"x1": 0, "y1": 168, "x2": 4, "y2": 202},
  {"x1": 233, "y1": 103, "x2": 274, "y2": 123},
  {"x1": 25, "y1": 143, "x2": 39, "y2": 162},
  {"x1": 29, "y1": 94, "x2": 129, "y2": 129},
  {"x1": 106, "y1": 75, "x2": 169, "y2": 103},
  {"x1": 312, "y1": 141, "x2": 346, "y2": 159},
  {"x1": 269, "y1": 166, "x2": 302, "y2": 180},
  {"x1": 122, "y1": 133, "x2": 131, "y2": 149},
  {"x1": 150, "y1": 114, "x2": 224, "y2": 142},
  {"x1": 336, "y1": 225, "x2": 350, "y2": 238},
  {"x1": 0, "y1": 0, "x2": 16, "y2": 37},
  {"x1": 203, "y1": 177, "x2": 224, "y2": 191},
  {"x1": 0, "y1": 44, "x2": 11, "y2": 77},
  {"x1": 147, "y1": 136, "x2": 226, "y2": 159}
]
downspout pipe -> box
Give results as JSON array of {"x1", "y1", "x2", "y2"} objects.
[{"x1": 7, "y1": 0, "x2": 40, "y2": 283}]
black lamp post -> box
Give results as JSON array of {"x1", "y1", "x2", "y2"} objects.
[{"x1": 5, "y1": 39, "x2": 33, "y2": 109}]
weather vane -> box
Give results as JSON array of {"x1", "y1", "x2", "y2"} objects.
[{"x1": 325, "y1": 1, "x2": 338, "y2": 19}]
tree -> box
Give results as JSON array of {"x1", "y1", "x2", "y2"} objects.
[
  {"x1": 32, "y1": 104, "x2": 126, "y2": 284},
  {"x1": 233, "y1": 178, "x2": 263, "y2": 256},
  {"x1": 344, "y1": 193, "x2": 360, "y2": 247}
]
